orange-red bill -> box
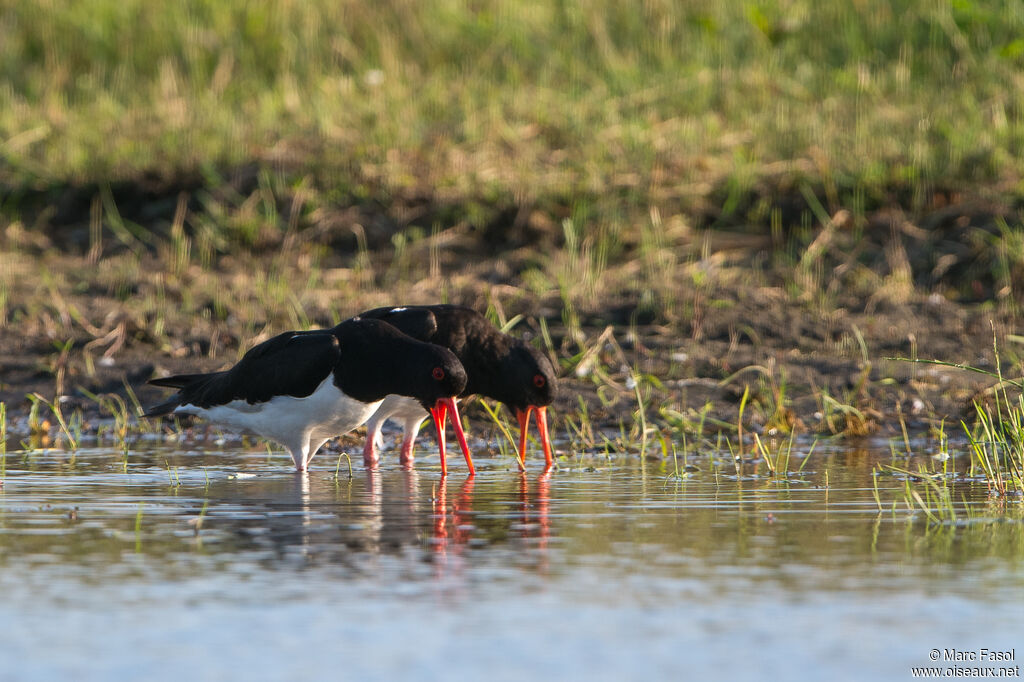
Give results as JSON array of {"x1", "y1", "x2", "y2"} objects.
[
  {"x1": 443, "y1": 397, "x2": 474, "y2": 475},
  {"x1": 429, "y1": 401, "x2": 448, "y2": 476},
  {"x1": 516, "y1": 405, "x2": 554, "y2": 472},
  {"x1": 535, "y1": 405, "x2": 553, "y2": 470},
  {"x1": 516, "y1": 406, "x2": 533, "y2": 472},
  {"x1": 431, "y1": 397, "x2": 474, "y2": 477}
]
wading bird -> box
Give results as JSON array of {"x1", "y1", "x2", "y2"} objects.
[
  {"x1": 145, "y1": 317, "x2": 470, "y2": 472},
  {"x1": 358, "y1": 304, "x2": 557, "y2": 475}
]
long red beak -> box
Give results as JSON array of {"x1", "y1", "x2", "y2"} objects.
[
  {"x1": 430, "y1": 397, "x2": 474, "y2": 477},
  {"x1": 516, "y1": 405, "x2": 554, "y2": 472}
]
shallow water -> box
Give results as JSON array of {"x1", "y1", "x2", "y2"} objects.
[{"x1": 1, "y1": 441, "x2": 1022, "y2": 681}]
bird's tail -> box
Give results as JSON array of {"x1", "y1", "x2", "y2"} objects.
[
  {"x1": 142, "y1": 398, "x2": 182, "y2": 418},
  {"x1": 144, "y1": 372, "x2": 215, "y2": 417},
  {"x1": 148, "y1": 373, "x2": 211, "y2": 389}
]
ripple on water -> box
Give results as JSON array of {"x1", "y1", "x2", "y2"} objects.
[{"x1": 0, "y1": 444, "x2": 1022, "y2": 681}]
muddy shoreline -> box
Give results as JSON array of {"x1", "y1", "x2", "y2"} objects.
[
  {"x1": 0, "y1": 284, "x2": 1009, "y2": 444},
  {"x1": 2, "y1": 181, "x2": 1022, "y2": 443}
]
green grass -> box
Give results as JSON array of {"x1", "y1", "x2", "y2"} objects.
[
  {"x1": 965, "y1": 392, "x2": 1024, "y2": 497},
  {"x1": 890, "y1": 339, "x2": 1024, "y2": 496},
  {"x1": 3, "y1": 3, "x2": 1024, "y2": 341},
  {"x1": 5, "y1": 1, "x2": 1024, "y2": 452},
  {"x1": 880, "y1": 339, "x2": 1024, "y2": 522},
  {"x1": 3, "y1": 0, "x2": 1024, "y2": 217}
]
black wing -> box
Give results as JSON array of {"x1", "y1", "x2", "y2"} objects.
[
  {"x1": 357, "y1": 306, "x2": 439, "y2": 343},
  {"x1": 148, "y1": 332, "x2": 341, "y2": 411}
]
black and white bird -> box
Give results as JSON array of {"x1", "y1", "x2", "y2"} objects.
[
  {"x1": 144, "y1": 317, "x2": 470, "y2": 472},
  {"x1": 357, "y1": 304, "x2": 557, "y2": 475}
]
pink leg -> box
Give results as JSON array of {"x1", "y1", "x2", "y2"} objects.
[
  {"x1": 285, "y1": 439, "x2": 309, "y2": 472},
  {"x1": 363, "y1": 423, "x2": 381, "y2": 467},
  {"x1": 399, "y1": 418, "x2": 424, "y2": 468},
  {"x1": 399, "y1": 436, "x2": 415, "y2": 467}
]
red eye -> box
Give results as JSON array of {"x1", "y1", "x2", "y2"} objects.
[
  {"x1": 533, "y1": 374, "x2": 546, "y2": 388},
  {"x1": 432, "y1": 367, "x2": 445, "y2": 381}
]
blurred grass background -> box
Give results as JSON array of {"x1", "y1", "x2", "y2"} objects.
[
  {"x1": 3, "y1": 1, "x2": 1024, "y2": 355},
  {"x1": 3, "y1": 0, "x2": 1023, "y2": 207},
  {"x1": 2, "y1": 0, "x2": 1024, "y2": 431}
]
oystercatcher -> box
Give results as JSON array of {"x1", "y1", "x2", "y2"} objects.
[
  {"x1": 144, "y1": 317, "x2": 470, "y2": 472},
  {"x1": 358, "y1": 304, "x2": 557, "y2": 474}
]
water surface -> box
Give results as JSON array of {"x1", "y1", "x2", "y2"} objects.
[{"x1": 1, "y1": 442, "x2": 1021, "y2": 681}]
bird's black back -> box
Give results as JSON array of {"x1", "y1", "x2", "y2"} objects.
[
  {"x1": 146, "y1": 317, "x2": 467, "y2": 415},
  {"x1": 358, "y1": 304, "x2": 557, "y2": 409}
]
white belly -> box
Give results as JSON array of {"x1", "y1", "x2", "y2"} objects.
[
  {"x1": 174, "y1": 377, "x2": 382, "y2": 446},
  {"x1": 369, "y1": 394, "x2": 429, "y2": 427}
]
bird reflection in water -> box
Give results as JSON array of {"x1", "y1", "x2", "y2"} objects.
[
  {"x1": 519, "y1": 471, "x2": 551, "y2": 557},
  {"x1": 429, "y1": 471, "x2": 552, "y2": 578},
  {"x1": 202, "y1": 469, "x2": 552, "y2": 578},
  {"x1": 430, "y1": 475, "x2": 477, "y2": 575}
]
